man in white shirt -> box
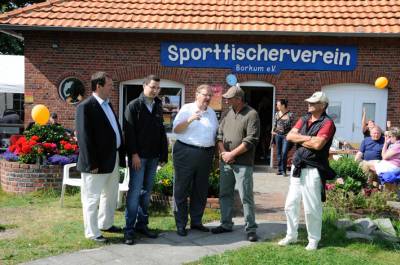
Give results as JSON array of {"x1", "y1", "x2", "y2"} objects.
[{"x1": 172, "y1": 84, "x2": 219, "y2": 236}]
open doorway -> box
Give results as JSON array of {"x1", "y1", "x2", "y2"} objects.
[
  {"x1": 240, "y1": 82, "x2": 274, "y2": 166},
  {"x1": 119, "y1": 79, "x2": 185, "y2": 134}
]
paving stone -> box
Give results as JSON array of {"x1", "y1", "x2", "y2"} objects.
[
  {"x1": 335, "y1": 218, "x2": 353, "y2": 229},
  {"x1": 353, "y1": 218, "x2": 377, "y2": 235},
  {"x1": 387, "y1": 201, "x2": 400, "y2": 210},
  {"x1": 373, "y1": 218, "x2": 397, "y2": 237},
  {"x1": 345, "y1": 231, "x2": 373, "y2": 241},
  {"x1": 372, "y1": 230, "x2": 400, "y2": 243}
]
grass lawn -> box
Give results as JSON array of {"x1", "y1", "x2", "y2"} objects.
[
  {"x1": 0, "y1": 188, "x2": 219, "y2": 265},
  {"x1": 190, "y1": 208, "x2": 400, "y2": 265}
]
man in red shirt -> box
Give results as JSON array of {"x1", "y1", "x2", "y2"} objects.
[{"x1": 278, "y1": 91, "x2": 336, "y2": 251}]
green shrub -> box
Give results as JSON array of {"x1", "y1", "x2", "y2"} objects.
[
  {"x1": 153, "y1": 160, "x2": 174, "y2": 196},
  {"x1": 330, "y1": 157, "x2": 367, "y2": 184},
  {"x1": 325, "y1": 190, "x2": 367, "y2": 210},
  {"x1": 336, "y1": 177, "x2": 363, "y2": 193},
  {"x1": 325, "y1": 189, "x2": 397, "y2": 215},
  {"x1": 366, "y1": 191, "x2": 397, "y2": 213},
  {"x1": 152, "y1": 157, "x2": 220, "y2": 197},
  {"x1": 208, "y1": 168, "x2": 219, "y2": 197}
]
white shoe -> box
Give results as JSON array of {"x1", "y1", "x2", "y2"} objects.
[
  {"x1": 278, "y1": 236, "x2": 297, "y2": 246},
  {"x1": 305, "y1": 240, "x2": 319, "y2": 251}
]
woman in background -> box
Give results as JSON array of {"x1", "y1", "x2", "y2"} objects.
[{"x1": 271, "y1": 99, "x2": 295, "y2": 176}]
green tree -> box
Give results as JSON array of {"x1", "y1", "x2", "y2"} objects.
[{"x1": 0, "y1": 0, "x2": 45, "y2": 55}]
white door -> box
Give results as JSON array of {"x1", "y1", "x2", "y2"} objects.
[{"x1": 323, "y1": 83, "x2": 388, "y2": 144}]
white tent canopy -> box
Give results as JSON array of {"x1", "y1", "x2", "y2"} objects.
[{"x1": 0, "y1": 55, "x2": 24, "y2": 94}]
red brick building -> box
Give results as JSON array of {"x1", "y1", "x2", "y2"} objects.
[{"x1": 0, "y1": 0, "x2": 399, "y2": 165}]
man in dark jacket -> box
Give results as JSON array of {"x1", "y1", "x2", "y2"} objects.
[
  {"x1": 124, "y1": 74, "x2": 168, "y2": 245},
  {"x1": 75, "y1": 71, "x2": 125, "y2": 243},
  {"x1": 278, "y1": 91, "x2": 336, "y2": 251}
]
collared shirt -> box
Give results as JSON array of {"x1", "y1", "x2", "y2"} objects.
[
  {"x1": 173, "y1": 102, "x2": 219, "y2": 147},
  {"x1": 93, "y1": 93, "x2": 121, "y2": 148},
  {"x1": 144, "y1": 97, "x2": 155, "y2": 113}
]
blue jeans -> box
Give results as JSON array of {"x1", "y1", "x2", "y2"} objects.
[
  {"x1": 125, "y1": 157, "x2": 159, "y2": 237},
  {"x1": 275, "y1": 134, "x2": 293, "y2": 174}
]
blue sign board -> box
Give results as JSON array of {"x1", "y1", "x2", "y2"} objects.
[{"x1": 161, "y1": 42, "x2": 357, "y2": 74}]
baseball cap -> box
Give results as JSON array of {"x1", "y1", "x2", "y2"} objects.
[
  {"x1": 222, "y1": 86, "x2": 244, "y2": 99},
  {"x1": 305, "y1": 91, "x2": 329, "y2": 104}
]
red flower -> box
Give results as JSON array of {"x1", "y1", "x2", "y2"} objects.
[
  {"x1": 64, "y1": 143, "x2": 73, "y2": 150},
  {"x1": 21, "y1": 145, "x2": 32, "y2": 154},
  {"x1": 31, "y1": 135, "x2": 39, "y2": 141},
  {"x1": 9, "y1": 145, "x2": 16, "y2": 152}
]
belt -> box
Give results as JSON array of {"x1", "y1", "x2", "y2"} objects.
[{"x1": 177, "y1": 140, "x2": 214, "y2": 150}]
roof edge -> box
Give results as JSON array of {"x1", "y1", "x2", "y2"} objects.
[
  {"x1": 0, "y1": 0, "x2": 65, "y2": 19},
  {"x1": 0, "y1": 29, "x2": 24, "y2": 40},
  {"x1": 0, "y1": 25, "x2": 400, "y2": 38}
]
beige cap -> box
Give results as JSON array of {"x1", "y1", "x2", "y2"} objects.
[
  {"x1": 222, "y1": 86, "x2": 244, "y2": 99},
  {"x1": 305, "y1": 91, "x2": 329, "y2": 104}
]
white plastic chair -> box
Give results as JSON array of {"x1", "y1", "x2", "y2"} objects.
[
  {"x1": 60, "y1": 163, "x2": 80, "y2": 207},
  {"x1": 116, "y1": 160, "x2": 162, "y2": 209},
  {"x1": 60, "y1": 159, "x2": 130, "y2": 208},
  {"x1": 117, "y1": 165, "x2": 130, "y2": 209}
]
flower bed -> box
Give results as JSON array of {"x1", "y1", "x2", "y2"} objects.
[
  {"x1": 326, "y1": 157, "x2": 398, "y2": 216},
  {"x1": 0, "y1": 160, "x2": 63, "y2": 194},
  {"x1": 2, "y1": 124, "x2": 78, "y2": 165},
  {"x1": 0, "y1": 124, "x2": 79, "y2": 194}
]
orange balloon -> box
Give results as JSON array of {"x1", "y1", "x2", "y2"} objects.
[
  {"x1": 31, "y1": 104, "x2": 50, "y2": 125},
  {"x1": 375, "y1": 77, "x2": 388, "y2": 89}
]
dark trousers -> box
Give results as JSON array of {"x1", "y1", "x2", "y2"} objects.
[
  {"x1": 172, "y1": 141, "x2": 214, "y2": 228},
  {"x1": 275, "y1": 134, "x2": 293, "y2": 174}
]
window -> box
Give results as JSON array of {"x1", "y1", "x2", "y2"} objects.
[
  {"x1": 362, "y1": 103, "x2": 376, "y2": 122},
  {"x1": 327, "y1": 102, "x2": 342, "y2": 124},
  {"x1": 121, "y1": 79, "x2": 184, "y2": 133},
  {"x1": 159, "y1": 87, "x2": 182, "y2": 132}
]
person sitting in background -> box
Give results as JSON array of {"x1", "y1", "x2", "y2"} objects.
[
  {"x1": 363, "y1": 127, "x2": 400, "y2": 175},
  {"x1": 0, "y1": 109, "x2": 22, "y2": 124},
  {"x1": 49, "y1": 112, "x2": 60, "y2": 126},
  {"x1": 355, "y1": 126, "x2": 384, "y2": 162},
  {"x1": 361, "y1": 108, "x2": 375, "y2": 138}
]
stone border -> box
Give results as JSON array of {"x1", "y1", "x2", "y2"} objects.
[{"x1": 0, "y1": 160, "x2": 63, "y2": 194}]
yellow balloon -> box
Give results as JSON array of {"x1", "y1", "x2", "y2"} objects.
[
  {"x1": 375, "y1": 77, "x2": 388, "y2": 89},
  {"x1": 31, "y1": 104, "x2": 50, "y2": 125}
]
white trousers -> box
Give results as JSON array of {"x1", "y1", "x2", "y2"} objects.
[
  {"x1": 81, "y1": 153, "x2": 119, "y2": 239},
  {"x1": 284, "y1": 166, "x2": 322, "y2": 242}
]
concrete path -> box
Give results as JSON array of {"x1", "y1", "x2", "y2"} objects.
[{"x1": 23, "y1": 169, "x2": 290, "y2": 265}]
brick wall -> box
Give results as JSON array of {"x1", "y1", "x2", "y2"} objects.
[
  {"x1": 22, "y1": 31, "x2": 400, "y2": 130},
  {"x1": 0, "y1": 160, "x2": 63, "y2": 194}
]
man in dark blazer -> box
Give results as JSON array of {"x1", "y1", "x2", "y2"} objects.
[{"x1": 75, "y1": 71, "x2": 125, "y2": 243}]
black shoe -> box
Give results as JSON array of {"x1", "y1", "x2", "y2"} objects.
[
  {"x1": 91, "y1": 235, "x2": 108, "y2": 243},
  {"x1": 247, "y1": 232, "x2": 258, "y2": 242},
  {"x1": 211, "y1": 226, "x2": 232, "y2": 234},
  {"x1": 190, "y1": 224, "x2": 210, "y2": 232},
  {"x1": 101, "y1": 225, "x2": 123, "y2": 233},
  {"x1": 177, "y1": 227, "x2": 188, "y2": 236},
  {"x1": 124, "y1": 236, "x2": 135, "y2": 245},
  {"x1": 283, "y1": 172, "x2": 288, "y2": 177},
  {"x1": 277, "y1": 172, "x2": 283, "y2": 175},
  {"x1": 135, "y1": 226, "x2": 158, "y2": 239}
]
